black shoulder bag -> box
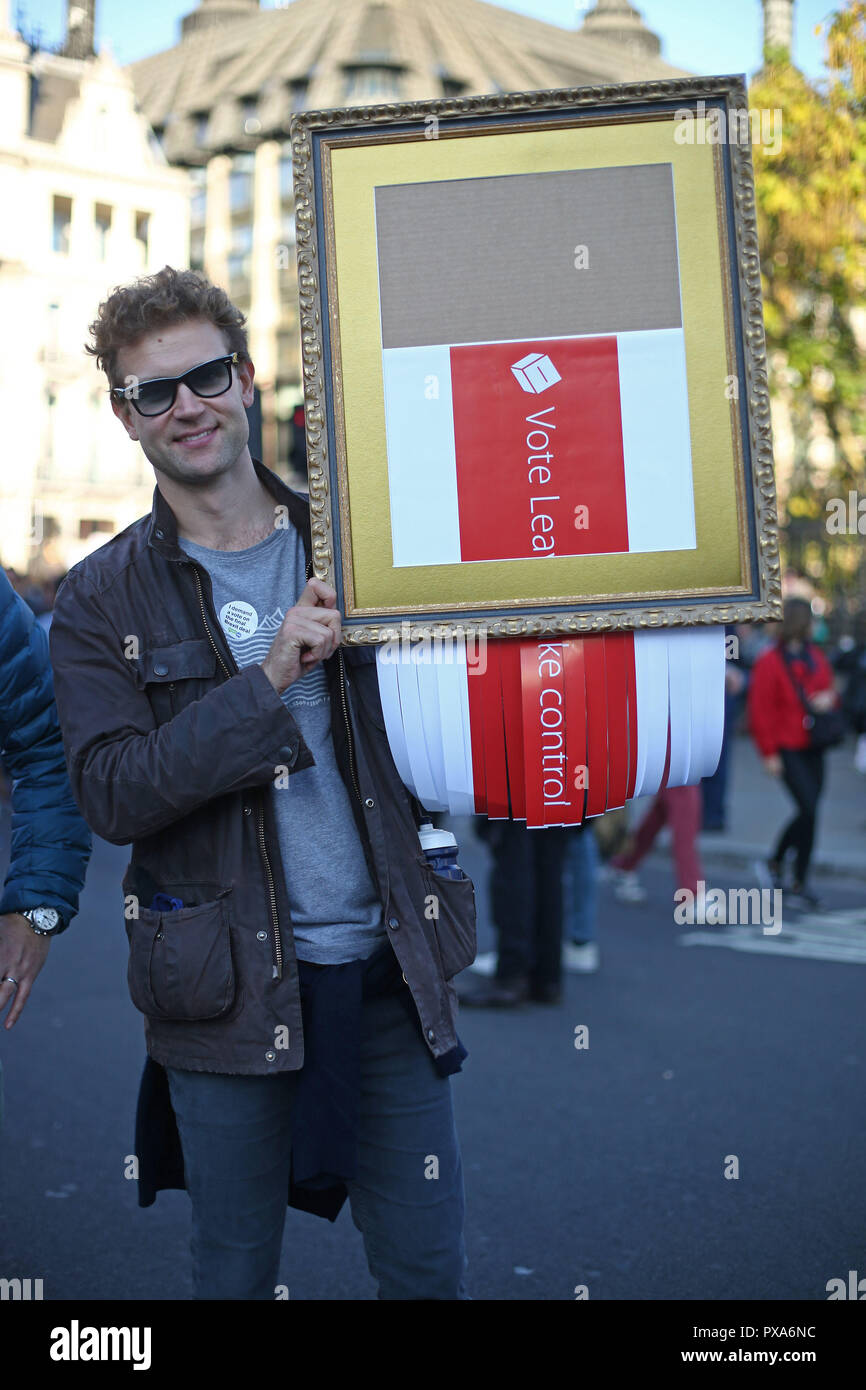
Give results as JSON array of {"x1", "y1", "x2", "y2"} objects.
[{"x1": 781, "y1": 648, "x2": 846, "y2": 751}]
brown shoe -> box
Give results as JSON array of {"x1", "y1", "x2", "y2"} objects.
[
  {"x1": 530, "y1": 982, "x2": 562, "y2": 1005},
  {"x1": 457, "y1": 975, "x2": 530, "y2": 1007}
]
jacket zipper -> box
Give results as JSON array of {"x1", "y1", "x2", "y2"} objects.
[
  {"x1": 337, "y1": 646, "x2": 362, "y2": 807},
  {"x1": 193, "y1": 566, "x2": 283, "y2": 981}
]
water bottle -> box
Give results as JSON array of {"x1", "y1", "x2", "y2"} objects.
[{"x1": 418, "y1": 822, "x2": 464, "y2": 879}]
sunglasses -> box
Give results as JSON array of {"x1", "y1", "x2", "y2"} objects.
[{"x1": 111, "y1": 353, "x2": 241, "y2": 417}]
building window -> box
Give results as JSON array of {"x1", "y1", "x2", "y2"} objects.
[
  {"x1": 190, "y1": 228, "x2": 205, "y2": 272},
  {"x1": 134, "y1": 211, "x2": 150, "y2": 265},
  {"x1": 94, "y1": 202, "x2": 112, "y2": 259},
  {"x1": 289, "y1": 78, "x2": 308, "y2": 110},
  {"x1": 194, "y1": 111, "x2": 209, "y2": 146},
  {"x1": 343, "y1": 66, "x2": 402, "y2": 101},
  {"x1": 229, "y1": 152, "x2": 255, "y2": 213},
  {"x1": 242, "y1": 96, "x2": 261, "y2": 135},
  {"x1": 279, "y1": 141, "x2": 293, "y2": 202},
  {"x1": 441, "y1": 78, "x2": 466, "y2": 97},
  {"x1": 52, "y1": 195, "x2": 72, "y2": 254},
  {"x1": 78, "y1": 518, "x2": 114, "y2": 541},
  {"x1": 228, "y1": 221, "x2": 253, "y2": 289}
]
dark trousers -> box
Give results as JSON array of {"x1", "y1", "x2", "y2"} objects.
[
  {"x1": 165, "y1": 983, "x2": 468, "y2": 1300},
  {"x1": 486, "y1": 820, "x2": 570, "y2": 989},
  {"x1": 701, "y1": 692, "x2": 744, "y2": 827},
  {"x1": 772, "y1": 747, "x2": 825, "y2": 884}
]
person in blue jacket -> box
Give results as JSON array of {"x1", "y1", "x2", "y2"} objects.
[{"x1": 0, "y1": 565, "x2": 92, "y2": 1124}]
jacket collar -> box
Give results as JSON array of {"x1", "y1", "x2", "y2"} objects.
[{"x1": 147, "y1": 458, "x2": 312, "y2": 567}]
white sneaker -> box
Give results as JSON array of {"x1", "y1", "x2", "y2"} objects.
[
  {"x1": 613, "y1": 870, "x2": 647, "y2": 903},
  {"x1": 563, "y1": 941, "x2": 600, "y2": 973},
  {"x1": 467, "y1": 950, "x2": 498, "y2": 976}
]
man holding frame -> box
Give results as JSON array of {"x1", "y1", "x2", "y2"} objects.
[{"x1": 48, "y1": 265, "x2": 475, "y2": 1301}]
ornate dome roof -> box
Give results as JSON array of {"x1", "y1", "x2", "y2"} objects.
[{"x1": 129, "y1": 0, "x2": 686, "y2": 165}]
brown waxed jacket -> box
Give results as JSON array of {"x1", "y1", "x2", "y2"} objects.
[{"x1": 48, "y1": 460, "x2": 476, "y2": 1074}]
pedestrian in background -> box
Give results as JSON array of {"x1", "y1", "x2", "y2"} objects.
[
  {"x1": 834, "y1": 609, "x2": 866, "y2": 774},
  {"x1": 459, "y1": 819, "x2": 569, "y2": 1005},
  {"x1": 701, "y1": 623, "x2": 749, "y2": 832},
  {"x1": 0, "y1": 566, "x2": 91, "y2": 1125},
  {"x1": 748, "y1": 597, "x2": 839, "y2": 908},
  {"x1": 607, "y1": 731, "x2": 704, "y2": 905},
  {"x1": 562, "y1": 820, "x2": 600, "y2": 973}
]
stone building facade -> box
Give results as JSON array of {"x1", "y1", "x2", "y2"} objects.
[{"x1": 0, "y1": 0, "x2": 189, "y2": 573}]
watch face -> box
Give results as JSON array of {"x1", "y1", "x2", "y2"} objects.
[{"x1": 30, "y1": 907, "x2": 60, "y2": 931}]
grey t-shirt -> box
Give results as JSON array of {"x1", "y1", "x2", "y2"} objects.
[{"x1": 178, "y1": 524, "x2": 386, "y2": 963}]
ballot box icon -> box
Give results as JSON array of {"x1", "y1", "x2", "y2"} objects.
[{"x1": 510, "y1": 351, "x2": 562, "y2": 394}]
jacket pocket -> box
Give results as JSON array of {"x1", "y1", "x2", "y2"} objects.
[
  {"x1": 136, "y1": 639, "x2": 218, "y2": 722},
  {"x1": 125, "y1": 889, "x2": 236, "y2": 1021},
  {"x1": 421, "y1": 863, "x2": 477, "y2": 979}
]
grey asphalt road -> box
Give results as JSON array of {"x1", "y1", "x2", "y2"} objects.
[{"x1": 1, "y1": 805, "x2": 864, "y2": 1301}]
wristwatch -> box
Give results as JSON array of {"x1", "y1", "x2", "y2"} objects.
[{"x1": 20, "y1": 907, "x2": 66, "y2": 936}]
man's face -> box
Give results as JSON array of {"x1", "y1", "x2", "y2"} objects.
[{"x1": 111, "y1": 318, "x2": 255, "y2": 486}]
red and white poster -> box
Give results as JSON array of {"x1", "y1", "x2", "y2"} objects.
[{"x1": 381, "y1": 329, "x2": 696, "y2": 568}]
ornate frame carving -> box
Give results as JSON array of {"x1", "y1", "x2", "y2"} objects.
[{"x1": 291, "y1": 76, "x2": 781, "y2": 643}]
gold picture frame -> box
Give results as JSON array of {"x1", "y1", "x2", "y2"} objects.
[{"x1": 291, "y1": 76, "x2": 781, "y2": 644}]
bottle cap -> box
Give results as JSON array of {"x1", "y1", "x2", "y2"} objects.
[{"x1": 418, "y1": 822, "x2": 457, "y2": 853}]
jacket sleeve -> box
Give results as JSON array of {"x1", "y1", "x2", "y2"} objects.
[
  {"x1": 48, "y1": 568, "x2": 311, "y2": 845},
  {"x1": 746, "y1": 650, "x2": 782, "y2": 759},
  {"x1": 0, "y1": 568, "x2": 92, "y2": 922}
]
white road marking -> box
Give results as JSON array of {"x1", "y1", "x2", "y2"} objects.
[{"x1": 678, "y1": 909, "x2": 866, "y2": 964}]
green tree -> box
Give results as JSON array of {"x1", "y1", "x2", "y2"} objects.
[{"x1": 749, "y1": 2, "x2": 866, "y2": 608}]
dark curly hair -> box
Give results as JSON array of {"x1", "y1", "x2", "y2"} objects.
[{"x1": 85, "y1": 265, "x2": 249, "y2": 388}]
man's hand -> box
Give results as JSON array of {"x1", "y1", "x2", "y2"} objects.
[
  {"x1": 261, "y1": 578, "x2": 342, "y2": 694},
  {"x1": 0, "y1": 913, "x2": 50, "y2": 1030},
  {"x1": 763, "y1": 754, "x2": 783, "y2": 778}
]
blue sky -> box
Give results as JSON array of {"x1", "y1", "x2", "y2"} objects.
[{"x1": 23, "y1": 0, "x2": 837, "y2": 79}]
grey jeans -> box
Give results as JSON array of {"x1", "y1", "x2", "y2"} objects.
[{"x1": 166, "y1": 985, "x2": 470, "y2": 1300}]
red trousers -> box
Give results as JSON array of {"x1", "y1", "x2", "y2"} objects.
[{"x1": 613, "y1": 785, "x2": 703, "y2": 898}]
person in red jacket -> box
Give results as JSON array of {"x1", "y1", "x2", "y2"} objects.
[{"x1": 747, "y1": 598, "x2": 838, "y2": 908}]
